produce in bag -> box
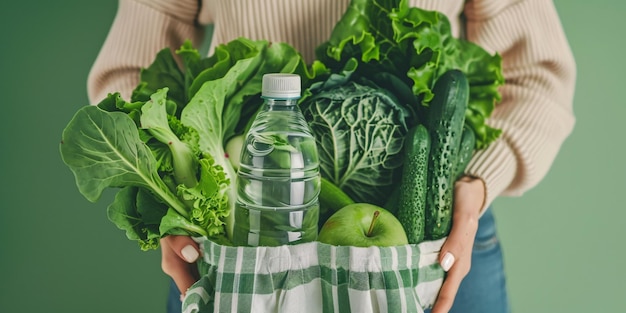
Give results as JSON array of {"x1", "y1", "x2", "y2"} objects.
[{"x1": 59, "y1": 0, "x2": 504, "y2": 311}]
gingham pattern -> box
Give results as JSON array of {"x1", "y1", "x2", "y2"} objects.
[{"x1": 182, "y1": 238, "x2": 446, "y2": 313}]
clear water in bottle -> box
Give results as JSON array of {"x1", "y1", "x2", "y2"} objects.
[{"x1": 232, "y1": 74, "x2": 320, "y2": 247}]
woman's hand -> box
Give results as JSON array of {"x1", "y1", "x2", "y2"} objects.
[
  {"x1": 431, "y1": 176, "x2": 485, "y2": 313},
  {"x1": 160, "y1": 235, "x2": 201, "y2": 297}
]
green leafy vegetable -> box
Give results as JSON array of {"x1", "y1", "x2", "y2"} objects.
[
  {"x1": 60, "y1": 38, "x2": 326, "y2": 249},
  {"x1": 60, "y1": 105, "x2": 188, "y2": 215},
  {"x1": 315, "y1": 0, "x2": 504, "y2": 149},
  {"x1": 141, "y1": 88, "x2": 199, "y2": 189},
  {"x1": 106, "y1": 187, "x2": 167, "y2": 251},
  {"x1": 302, "y1": 0, "x2": 503, "y2": 227},
  {"x1": 61, "y1": 0, "x2": 505, "y2": 249}
]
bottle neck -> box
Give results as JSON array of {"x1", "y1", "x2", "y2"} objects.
[{"x1": 263, "y1": 97, "x2": 299, "y2": 107}]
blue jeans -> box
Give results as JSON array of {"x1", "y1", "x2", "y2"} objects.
[
  {"x1": 167, "y1": 279, "x2": 182, "y2": 313},
  {"x1": 167, "y1": 209, "x2": 509, "y2": 313}
]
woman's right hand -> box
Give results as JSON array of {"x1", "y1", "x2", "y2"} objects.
[{"x1": 160, "y1": 235, "x2": 201, "y2": 297}]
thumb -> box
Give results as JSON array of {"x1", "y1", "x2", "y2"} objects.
[
  {"x1": 160, "y1": 236, "x2": 201, "y2": 295},
  {"x1": 167, "y1": 235, "x2": 200, "y2": 263}
]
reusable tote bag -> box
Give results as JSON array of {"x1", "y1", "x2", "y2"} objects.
[{"x1": 182, "y1": 238, "x2": 446, "y2": 313}]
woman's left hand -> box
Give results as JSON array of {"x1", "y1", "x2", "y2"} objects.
[{"x1": 430, "y1": 176, "x2": 485, "y2": 313}]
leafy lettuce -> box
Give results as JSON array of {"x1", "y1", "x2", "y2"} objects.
[
  {"x1": 315, "y1": 0, "x2": 504, "y2": 149},
  {"x1": 60, "y1": 38, "x2": 326, "y2": 249}
]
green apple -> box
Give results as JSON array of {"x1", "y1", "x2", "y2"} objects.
[{"x1": 317, "y1": 203, "x2": 409, "y2": 247}]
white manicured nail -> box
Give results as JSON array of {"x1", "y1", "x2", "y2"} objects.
[
  {"x1": 441, "y1": 252, "x2": 455, "y2": 272},
  {"x1": 181, "y1": 245, "x2": 199, "y2": 263}
]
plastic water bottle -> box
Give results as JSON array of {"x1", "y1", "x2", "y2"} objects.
[{"x1": 232, "y1": 73, "x2": 320, "y2": 247}]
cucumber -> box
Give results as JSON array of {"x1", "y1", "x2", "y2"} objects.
[
  {"x1": 395, "y1": 124, "x2": 430, "y2": 244},
  {"x1": 425, "y1": 69, "x2": 470, "y2": 240},
  {"x1": 454, "y1": 125, "x2": 476, "y2": 180}
]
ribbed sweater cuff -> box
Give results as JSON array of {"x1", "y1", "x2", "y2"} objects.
[{"x1": 464, "y1": 138, "x2": 517, "y2": 215}]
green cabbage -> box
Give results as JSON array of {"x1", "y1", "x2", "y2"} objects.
[{"x1": 301, "y1": 64, "x2": 412, "y2": 206}]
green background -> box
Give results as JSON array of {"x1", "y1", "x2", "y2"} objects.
[{"x1": 1, "y1": 1, "x2": 623, "y2": 312}]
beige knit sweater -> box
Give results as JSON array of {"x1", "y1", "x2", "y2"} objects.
[{"x1": 88, "y1": 0, "x2": 576, "y2": 212}]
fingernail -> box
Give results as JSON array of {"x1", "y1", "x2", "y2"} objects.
[
  {"x1": 181, "y1": 245, "x2": 199, "y2": 263},
  {"x1": 441, "y1": 252, "x2": 455, "y2": 272}
]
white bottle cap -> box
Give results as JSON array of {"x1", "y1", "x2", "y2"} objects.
[{"x1": 262, "y1": 73, "x2": 301, "y2": 99}]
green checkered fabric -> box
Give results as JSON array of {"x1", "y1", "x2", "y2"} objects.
[{"x1": 182, "y1": 238, "x2": 446, "y2": 313}]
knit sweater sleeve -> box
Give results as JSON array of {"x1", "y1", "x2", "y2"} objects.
[
  {"x1": 462, "y1": 0, "x2": 576, "y2": 211},
  {"x1": 87, "y1": 0, "x2": 205, "y2": 104}
]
